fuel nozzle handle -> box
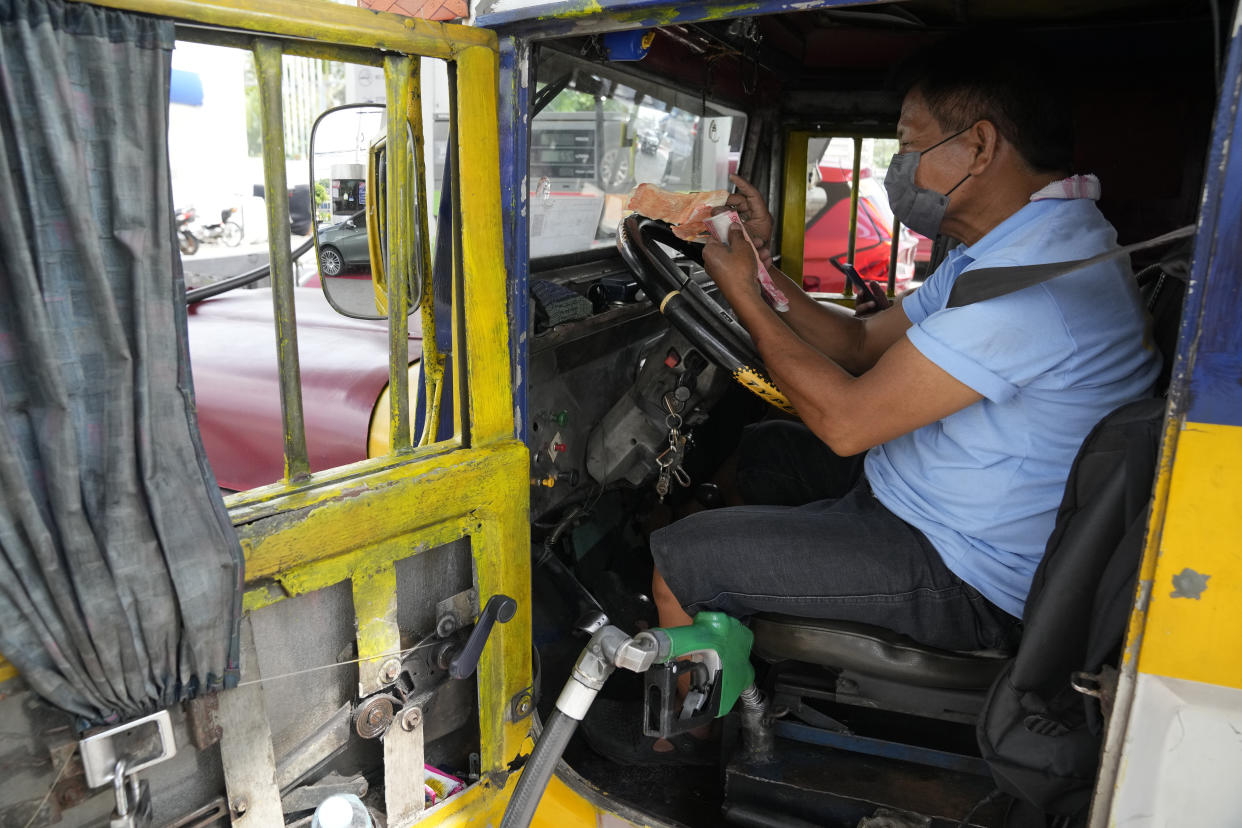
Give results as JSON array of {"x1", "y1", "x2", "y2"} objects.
[
  {"x1": 655, "y1": 612, "x2": 755, "y2": 717},
  {"x1": 450, "y1": 594, "x2": 517, "y2": 680}
]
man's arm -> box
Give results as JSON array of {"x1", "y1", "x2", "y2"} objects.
[
  {"x1": 704, "y1": 226, "x2": 981, "y2": 455},
  {"x1": 764, "y1": 263, "x2": 914, "y2": 375}
]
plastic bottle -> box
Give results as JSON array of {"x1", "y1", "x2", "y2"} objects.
[{"x1": 311, "y1": 794, "x2": 374, "y2": 828}]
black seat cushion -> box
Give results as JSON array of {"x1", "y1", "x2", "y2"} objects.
[{"x1": 751, "y1": 614, "x2": 1012, "y2": 690}]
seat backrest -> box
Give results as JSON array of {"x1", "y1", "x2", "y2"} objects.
[{"x1": 976, "y1": 396, "x2": 1166, "y2": 816}]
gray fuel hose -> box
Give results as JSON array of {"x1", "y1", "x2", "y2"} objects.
[
  {"x1": 500, "y1": 627, "x2": 639, "y2": 828},
  {"x1": 498, "y1": 708, "x2": 581, "y2": 828}
]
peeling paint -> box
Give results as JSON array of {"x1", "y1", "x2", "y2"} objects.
[
  {"x1": 554, "y1": 0, "x2": 605, "y2": 18},
  {"x1": 1170, "y1": 567, "x2": 1211, "y2": 599}
]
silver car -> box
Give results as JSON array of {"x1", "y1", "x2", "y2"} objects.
[{"x1": 316, "y1": 210, "x2": 370, "y2": 276}]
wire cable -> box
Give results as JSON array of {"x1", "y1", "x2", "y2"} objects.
[{"x1": 22, "y1": 746, "x2": 75, "y2": 828}]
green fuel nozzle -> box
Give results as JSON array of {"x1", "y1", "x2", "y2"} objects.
[{"x1": 646, "y1": 612, "x2": 755, "y2": 729}]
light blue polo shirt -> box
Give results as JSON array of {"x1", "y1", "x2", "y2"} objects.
[{"x1": 864, "y1": 198, "x2": 1160, "y2": 618}]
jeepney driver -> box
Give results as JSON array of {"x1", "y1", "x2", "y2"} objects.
[{"x1": 603, "y1": 43, "x2": 1159, "y2": 762}]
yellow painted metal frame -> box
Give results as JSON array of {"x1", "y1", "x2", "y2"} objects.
[
  {"x1": 780, "y1": 129, "x2": 811, "y2": 285},
  {"x1": 3, "y1": 2, "x2": 672, "y2": 823},
  {"x1": 34, "y1": 0, "x2": 546, "y2": 823}
]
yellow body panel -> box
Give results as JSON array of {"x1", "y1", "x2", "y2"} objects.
[{"x1": 1137, "y1": 421, "x2": 1242, "y2": 690}]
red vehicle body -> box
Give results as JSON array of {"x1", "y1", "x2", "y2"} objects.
[
  {"x1": 187, "y1": 288, "x2": 418, "y2": 491},
  {"x1": 801, "y1": 164, "x2": 917, "y2": 294}
]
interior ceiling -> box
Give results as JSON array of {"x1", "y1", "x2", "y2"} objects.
[
  {"x1": 810, "y1": 0, "x2": 1208, "y2": 26},
  {"x1": 543, "y1": 0, "x2": 1224, "y2": 127}
]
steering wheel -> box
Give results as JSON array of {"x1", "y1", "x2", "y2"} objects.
[{"x1": 617, "y1": 214, "x2": 795, "y2": 413}]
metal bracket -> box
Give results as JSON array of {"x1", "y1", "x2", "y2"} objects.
[
  {"x1": 79, "y1": 709, "x2": 177, "y2": 789},
  {"x1": 384, "y1": 705, "x2": 425, "y2": 826},
  {"x1": 435, "y1": 588, "x2": 479, "y2": 638}
]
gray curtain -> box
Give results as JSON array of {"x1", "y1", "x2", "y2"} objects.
[{"x1": 0, "y1": 0, "x2": 243, "y2": 724}]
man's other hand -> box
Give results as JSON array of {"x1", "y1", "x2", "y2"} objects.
[
  {"x1": 703, "y1": 225, "x2": 760, "y2": 305},
  {"x1": 854, "y1": 299, "x2": 880, "y2": 317},
  {"x1": 715, "y1": 174, "x2": 773, "y2": 256}
]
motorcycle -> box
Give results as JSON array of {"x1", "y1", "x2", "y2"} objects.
[
  {"x1": 197, "y1": 207, "x2": 243, "y2": 247},
  {"x1": 175, "y1": 206, "x2": 199, "y2": 255}
]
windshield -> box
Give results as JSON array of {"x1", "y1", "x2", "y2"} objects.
[{"x1": 530, "y1": 50, "x2": 747, "y2": 259}]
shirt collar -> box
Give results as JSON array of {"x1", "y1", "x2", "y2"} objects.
[
  {"x1": 956, "y1": 174, "x2": 1102, "y2": 263},
  {"x1": 1030, "y1": 173, "x2": 1101, "y2": 201}
]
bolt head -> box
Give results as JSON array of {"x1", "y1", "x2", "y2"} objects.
[
  {"x1": 516, "y1": 695, "x2": 532, "y2": 716},
  {"x1": 367, "y1": 707, "x2": 385, "y2": 725},
  {"x1": 379, "y1": 659, "x2": 401, "y2": 683},
  {"x1": 400, "y1": 706, "x2": 423, "y2": 731}
]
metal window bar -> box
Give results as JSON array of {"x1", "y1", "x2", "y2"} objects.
[
  {"x1": 385, "y1": 54, "x2": 414, "y2": 454},
  {"x1": 448, "y1": 62, "x2": 470, "y2": 448},
  {"x1": 844, "y1": 135, "x2": 862, "y2": 298},
  {"x1": 410, "y1": 61, "x2": 445, "y2": 449},
  {"x1": 887, "y1": 215, "x2": 902, "y2": 296},
  {"x1": 253, "y1": 38, "x2": 310, "y2": 482}
]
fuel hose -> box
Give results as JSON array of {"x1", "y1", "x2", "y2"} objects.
[{"x1": 498, "y1": 708, "x2": 581, "y2": 828}]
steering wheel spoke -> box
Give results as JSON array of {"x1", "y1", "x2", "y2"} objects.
[{"x1": 617, "y1": 215, "x2": 796, "y2": 414}]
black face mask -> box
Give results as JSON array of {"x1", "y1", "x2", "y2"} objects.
[{"x1": 883, "y1": 126, "x2": 972, "y2": 238}]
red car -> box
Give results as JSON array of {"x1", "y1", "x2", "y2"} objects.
[
  {"x1": 801, "y1": 164, "x2": 917, "y2": 295},
  {"x1": 187, "y1": 287, "x2": 420, "y2": 491}
]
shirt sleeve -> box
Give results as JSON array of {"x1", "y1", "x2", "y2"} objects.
[
  {"x1": 906, "y1": 286, "x2": 1076, "y2": 403},
  {"x1": 902, "y1": 263, "x2": 949, "y2": 326}
]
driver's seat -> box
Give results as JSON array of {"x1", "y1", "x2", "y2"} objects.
[
  {"x1": 750, "y1": 613, "x2": 1013, "y2": 728},
  {"x1": 751, "y1": 614, "x2": 1011, "y2": 723}
]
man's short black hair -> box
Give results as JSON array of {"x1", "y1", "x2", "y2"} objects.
[{"x1": 898, "y1": 35, "x2": 1074, "y2": 175}]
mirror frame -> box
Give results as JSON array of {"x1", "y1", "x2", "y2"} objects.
[{"x1": 309, "y1": 102, "x2": 416, "y2": 320}]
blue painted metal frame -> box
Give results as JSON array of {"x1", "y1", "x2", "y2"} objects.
[
  {"x1": 773, "y1": 721, "x2": 992, "y2": 777},
  {"x1": 1180, "y1": 14, "x2": 1242, "y2": 428},
  {"x1": 476, "y1": 0, "x2": 876, "y2": 39},
  {"x1": 498, "y1": 35, "x2": 532, "y2": 444}
]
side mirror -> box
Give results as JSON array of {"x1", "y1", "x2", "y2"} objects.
[{"x1": 310, "y1": 104, "x2": 416, "y2": 319}]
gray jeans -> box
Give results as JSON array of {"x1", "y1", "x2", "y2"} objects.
[{"x1": 651, "y1": 421, "x2": 1020, "y2": 652}]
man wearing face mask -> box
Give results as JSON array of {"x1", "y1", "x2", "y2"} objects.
[{"x1": 641, "y1": 44, "x2": 1159, "y2": 701}]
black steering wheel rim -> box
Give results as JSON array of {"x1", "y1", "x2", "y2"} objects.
[{"x1": 617, "y1": 214, "x2": 795, "y2": 413}]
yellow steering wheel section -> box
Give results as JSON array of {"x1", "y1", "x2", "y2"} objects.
[{"x1": 733, "y1": 366, "x2": 796, "y2": 414}]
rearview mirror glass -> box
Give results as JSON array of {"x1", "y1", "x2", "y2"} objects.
[{"x1": 310, "y1": 104, "x2": 413, "y2": 319}]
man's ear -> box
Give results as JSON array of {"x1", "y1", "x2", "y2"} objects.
[{"x1": 966, "y1": 119, "x2": 1000, "y2": 175}]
